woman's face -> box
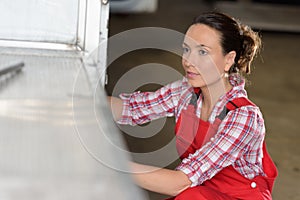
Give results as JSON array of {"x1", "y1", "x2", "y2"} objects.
[{"x1": 182, "y1": 24, "x2": 233, "y2": 88}]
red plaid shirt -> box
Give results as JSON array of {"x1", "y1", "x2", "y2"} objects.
[{"x1": 118, "y1": 74, "x2": 266, "y2": 187}]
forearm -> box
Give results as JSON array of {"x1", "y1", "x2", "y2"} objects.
[
  {"x1": 107, "y1": 96, "x2": 123, "y2": 121},
  {"x1": 130, "y1": 162, "x2": 191, "y2": 197}
]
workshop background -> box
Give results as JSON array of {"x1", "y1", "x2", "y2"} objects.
[{"x1": 106, "y1": 0, "x2": 300, "y2": 199}]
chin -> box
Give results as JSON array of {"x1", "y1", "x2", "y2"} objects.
[{"x1": 187, "y1": 79, "x2": 204, "y2": 88}]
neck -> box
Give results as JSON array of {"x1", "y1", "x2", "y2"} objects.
[{"x1": 200, "y1": 78, "x2": 232, "y2": 111}]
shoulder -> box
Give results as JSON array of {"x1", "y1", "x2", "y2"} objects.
[
  {"x1": 227, "y1": 96, "x2": 263, "y2": 121},
  {"x1": 224, "y1": 104, "x2": 265, "y2": 137}
]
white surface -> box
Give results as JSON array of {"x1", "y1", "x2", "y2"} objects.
[
  {"x1": 0, "y1": 0, "x2": 110, "y2": 54},
  {"x1": 0, "y1": 0, "x2": 110, "y2": 86},
  {"x1": 0, "y1": 48, "x2": 147, "y2": 200},
  {"x1": 0, "y1": 0, "x2": 79, "y2": 44}
]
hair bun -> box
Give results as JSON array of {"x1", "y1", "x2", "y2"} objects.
[{"x1": 236, "y1": 24, "x2": 261, "y2": 74}]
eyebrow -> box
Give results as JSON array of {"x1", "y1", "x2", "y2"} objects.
[{"x1": 183, "y1": 42, "x2": 212, "y2": 49}]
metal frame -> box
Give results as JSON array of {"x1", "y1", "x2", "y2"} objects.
[
  {"x1": 0, "y1": 0, "x2": 109, "y2": 85},
  {"x1": 78, "y1": 0, "x2": 109, "y2": 54}
]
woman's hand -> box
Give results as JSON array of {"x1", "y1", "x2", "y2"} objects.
[
  {"x1": 107, "y1": 96, "x2": 123, "y2": 121},
  {"x1": 130, "y1": 162, "x2": 191, "y2": 197}
]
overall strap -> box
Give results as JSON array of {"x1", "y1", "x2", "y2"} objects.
[
  {"x1": 227, "y1": 97, "x2": 255, "y2": 110},
  {"x1": 217, "y1": 97, "x2": 256, "y2": 120},
  {"x1": 189, "y1": 88, "x2": 201, "y2": 107}
]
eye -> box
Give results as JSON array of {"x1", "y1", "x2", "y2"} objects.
[
  {"x1": 198, "y1": 49, "x2": 208, "y2": 56},
  {"x1": 182, "y1": 46, "x2": 190, "y2": 54}
]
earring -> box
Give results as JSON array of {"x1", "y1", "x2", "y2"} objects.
[{"x1": 222, "y1": 71, "x2": 229, "y2": 78}]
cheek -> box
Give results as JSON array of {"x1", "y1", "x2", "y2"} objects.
[
  {"x1": 182, "y1": 57, "x2": 189, "y2": 70},
  {"x1": 213, "y1": 54, "x2": 227, "y2": 71},
  {"x1": 197, "y1": 58, "x2": 224, "y2": 81},
  {"x1": 201, "y1": 57, "x2": 224, "y2": 74},
  {"x1": 197, "y1": 57, "x2": 219, "y2": 74},
  {"x1": 181, "y1": 58, "x2": 185, "y2": 67}
]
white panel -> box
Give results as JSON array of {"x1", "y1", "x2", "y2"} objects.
[{"x1": 0, "y1": 0, "x2": 79, "y2": 44}]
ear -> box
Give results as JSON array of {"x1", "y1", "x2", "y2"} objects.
[{"x1": 224, "y1": 51, "x2": 236, "y2": 71}]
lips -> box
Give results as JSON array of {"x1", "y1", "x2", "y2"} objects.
[{"x1": 186, "y1": 71, "x2": 199, "y2": 78}]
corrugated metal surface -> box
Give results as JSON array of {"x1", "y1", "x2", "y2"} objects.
[{"x1": 0, "y1": 48, "x2": 147, "y2": 200}]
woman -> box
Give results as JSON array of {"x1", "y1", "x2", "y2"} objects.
[{"x1": 108, "y1": 12, "x2": 277, "y2": 199}]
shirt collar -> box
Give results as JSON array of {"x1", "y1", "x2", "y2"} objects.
[{"x1": 224, "y1": 73, "x2": 247, "y2": 101}]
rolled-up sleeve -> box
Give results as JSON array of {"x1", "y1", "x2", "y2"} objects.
[
  {"x1": 176, "y1": 106, "x2": 264, "y2": 187},
  {"x1": 117, "y1": 80, "x2": 183, "y2": 126}
]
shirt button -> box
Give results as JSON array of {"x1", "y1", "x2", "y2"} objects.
[{"x1": 251, "y1": 182, "x2": 257, "y2": 188}]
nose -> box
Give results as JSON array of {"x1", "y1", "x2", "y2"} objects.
[{"x1": 182, "y1": 55, "x2": 195, "y2": 69}]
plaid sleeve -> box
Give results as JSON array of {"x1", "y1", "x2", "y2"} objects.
[
  {"x1": 117, "y1": 80, "x2": 183, "y2": 125},
  {"x1": 176, "y1": 106, "x2": 264, "y2": 187}
]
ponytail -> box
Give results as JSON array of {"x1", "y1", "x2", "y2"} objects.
[{"x1": 236, "y1": 24, "x2": 261, "y2": 74}]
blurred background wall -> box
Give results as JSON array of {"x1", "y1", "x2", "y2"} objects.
[{"x1": 106, "y1": 0, "x2": 300, "y2": 199}]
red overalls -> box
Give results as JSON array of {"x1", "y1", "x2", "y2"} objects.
[{"x1": 170, "y1": 91, "x2": 278, "y2": 200}]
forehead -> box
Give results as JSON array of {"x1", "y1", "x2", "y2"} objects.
[{"x1": 184, "y1": 24, "x2": 221, "y2": 48}]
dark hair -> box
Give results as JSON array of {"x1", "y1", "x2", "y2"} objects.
[{"x1": 192, "y1": 11, "x2": 261, "y2": 74}]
